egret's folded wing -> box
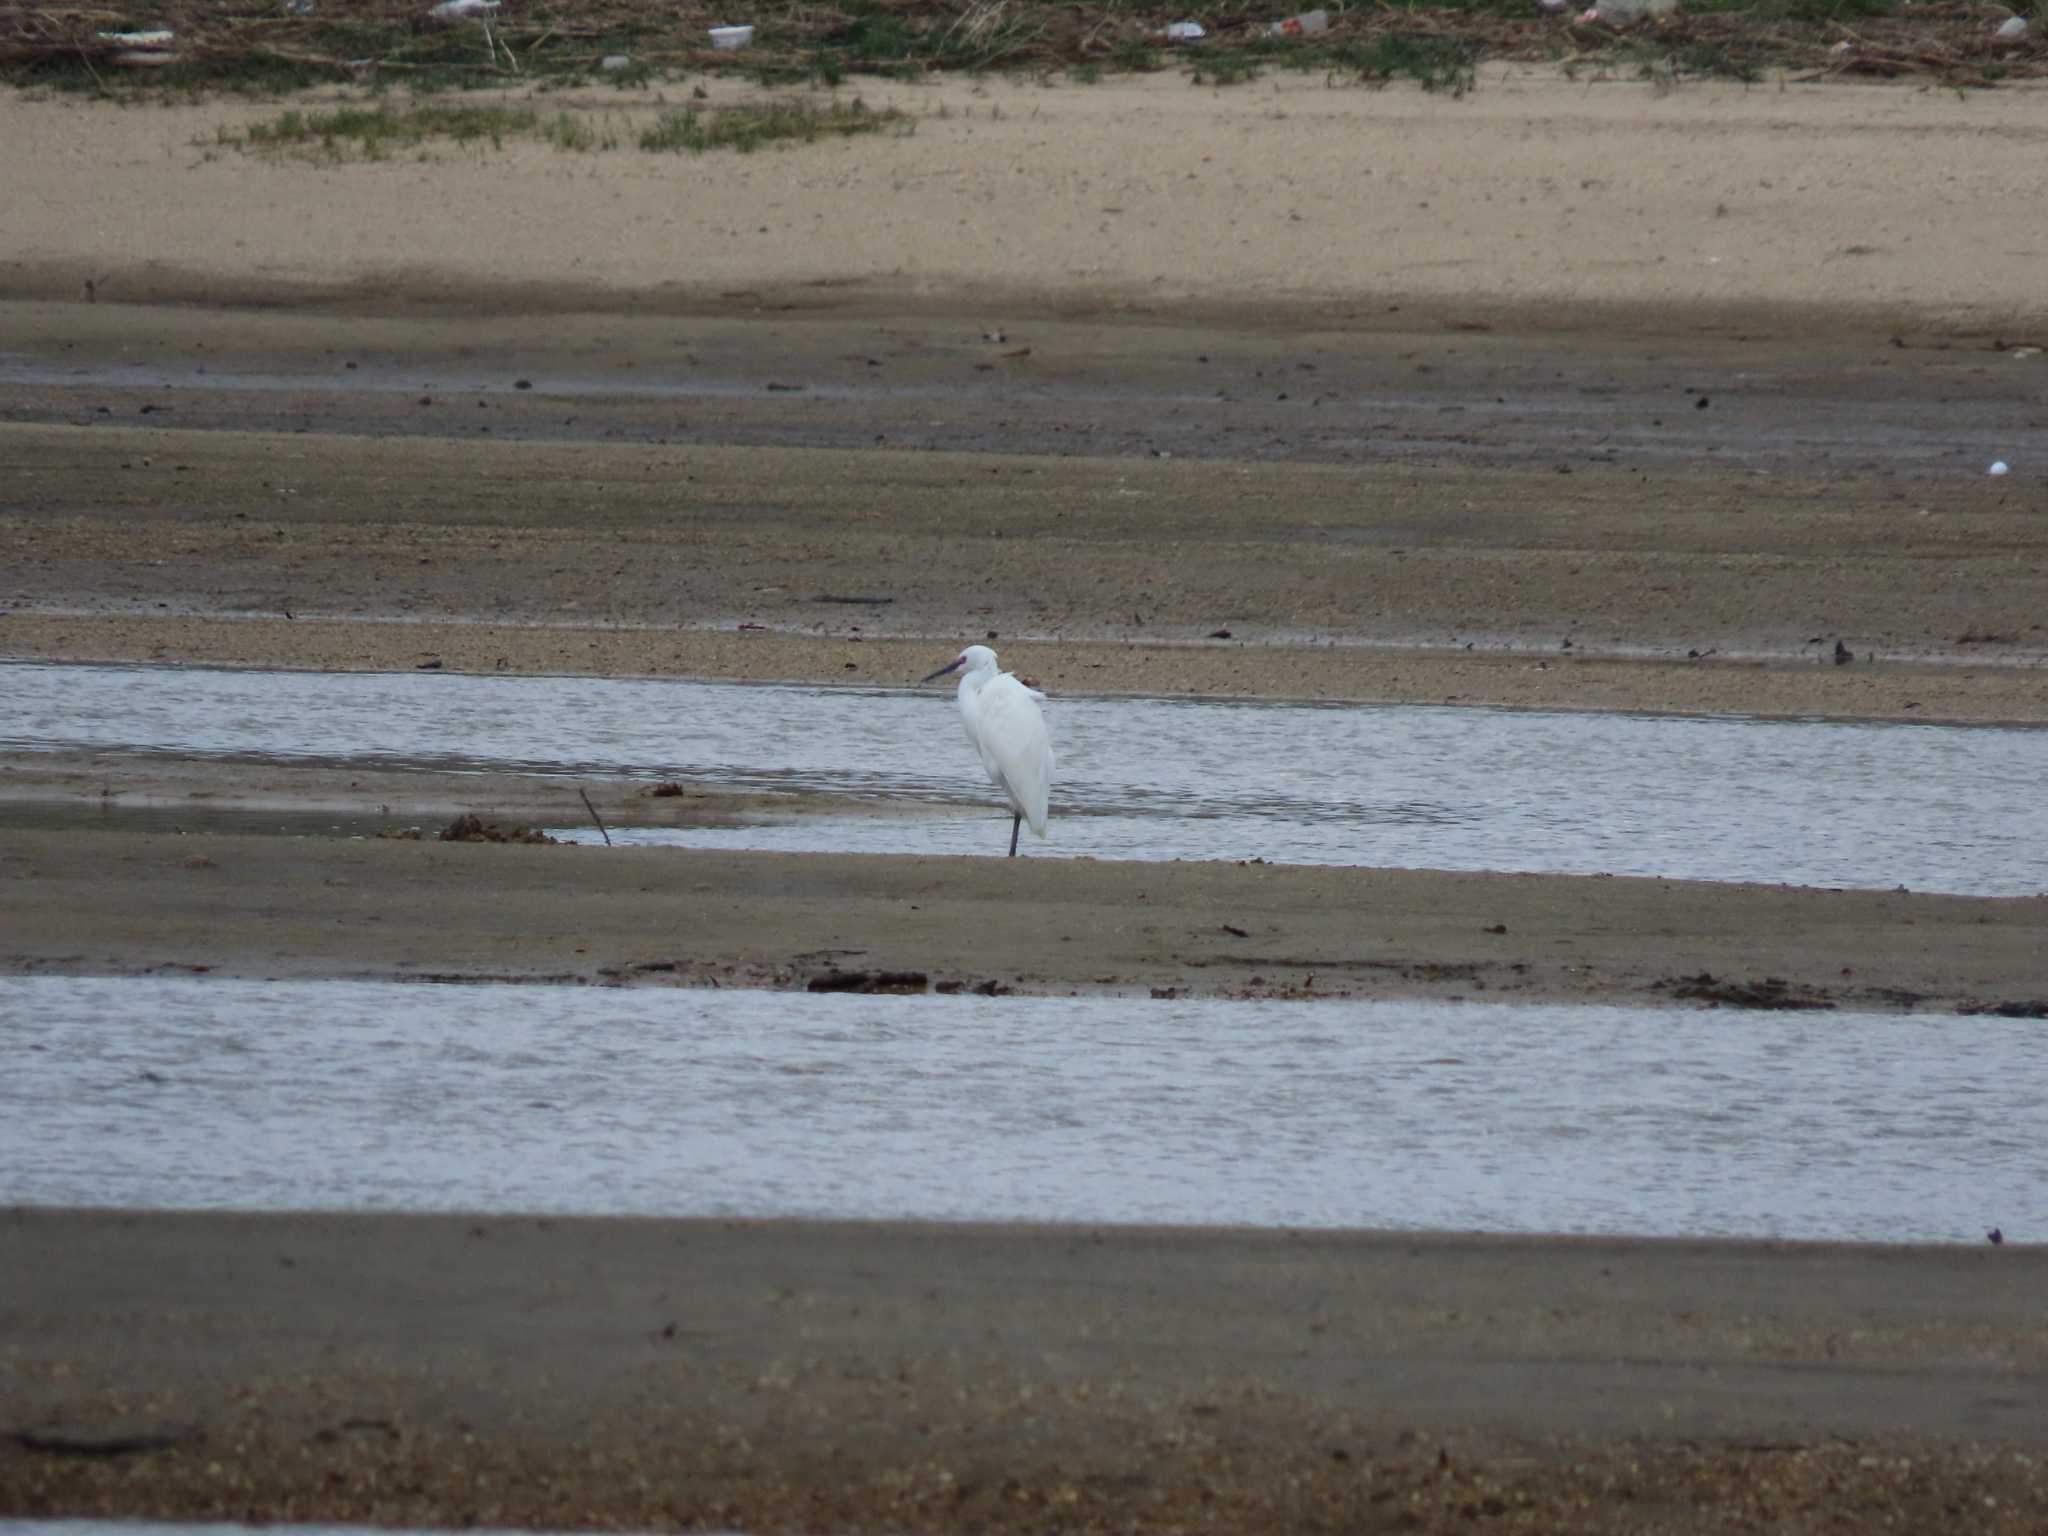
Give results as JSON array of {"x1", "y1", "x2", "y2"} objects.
[{"x1": 975, "y1": 676, "x2": 1054, "y2": 835}]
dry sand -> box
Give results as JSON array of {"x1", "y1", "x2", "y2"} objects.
[
  {"x1": 5, "y1": 70, "x2": 2048, "y2": 333},
  {"x1": 4, "y1": 64, "x2": 2048, "y2": 1532}
]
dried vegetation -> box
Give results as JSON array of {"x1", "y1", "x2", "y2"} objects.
[{"x1": 0, "y1": 0, "x2": 2041, "y2": 92}]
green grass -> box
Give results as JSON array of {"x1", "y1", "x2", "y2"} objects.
[
  {"x1": 1186, "y1": 30, "x2": 1480, "y2": 93},
  {"x1": 233, "y1": 102, "x2": 533, "y2": 158},
  {"x1": 222, "y1": 101, "x2": 624, "y2": 160},
  {"x1": 1329, "y1": 33, "x2": 1481, "y2": 94},
  {"x1": 638, "y1": 96, "x2": 908, "y2": 152},
  {"x1": 213, "y1": 97, "x2": 897, "y2": 161}
]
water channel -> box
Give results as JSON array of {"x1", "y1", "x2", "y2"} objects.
[{"x1": 4, "y1": 661, "x2": 2044, "y2": 892}]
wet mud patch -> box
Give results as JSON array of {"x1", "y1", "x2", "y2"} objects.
[
  {"x1": 380, "y1": 812, "x2": 562, "y2": 844},
  {"x1": 1654, "y1": 972, "x2": 1837, "y2": 1010}
]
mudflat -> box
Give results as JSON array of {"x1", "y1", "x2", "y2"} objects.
[
  {"x1": 5, "y1": 1210, "x2": 2046, "y2": 1533},
  {"x1": 4, "y1": 61, "x2": 2048, "y2": 1534},
  {"x1": 5, "y1": 822, "x2": 2048, "y2": 1010}
]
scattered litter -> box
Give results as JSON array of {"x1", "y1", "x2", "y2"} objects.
[
  {"x1": 97, "y1": 28, "x2": 176, "y2": 65},
  {"x1": 982, "y1": 329, "x2": 1008, "y2": 343},
  {"x1": 1165, "y1": 20, "x2": 1207, "y2": 40},
  {"x1": 1267, "y1": 7, "x2": 1329, "y2": 34},
  {"x1": 2009, "y1": 347, "x2": 2041, "y2": 360},
  {"x1": 1536, "y1": 0, "x2": 1570, "y2": 12},
  {"x1": 1830, "y1": 38, "x2": 1853, "y2": 52},
  {"x1": 600, "y1": 53, "x2": 632, "y2": 71},
  {"x1": 1994, "y1": 13, "x2": 2027, "y2": 39},
  {"x1": 1989, "y1": 460, "x2": 2011, "y2": 476},
  {"x1": 709, "y1": 23, "x2": 754, "y2": 49},
  {"x1": 1576, "y1": 7, "x2": 1600, "y2": 21},
  {"x1": 428, "y1": 0, "x2": 499, "y2": 19},
  {"x1": 283, "y1": 0, "x2": 315, "y2": 13}
]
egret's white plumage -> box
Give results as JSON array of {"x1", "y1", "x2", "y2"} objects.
[{"x1": 922, "y1": 644, "x2": 1053, "y2": 856}]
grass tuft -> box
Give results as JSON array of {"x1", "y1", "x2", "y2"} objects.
[
  {"x1": 1329, "y1": 33, "x2": 1481, "y2": 94},
  {"x1": 227, "y1": 102, "x2": 549, "y2": 159},
  {"x1": 637, "y1": 96, "x2": 908, "y2": 152},
  {"x1": 215, "y1": 97, "x2": 891, "y2": 161}
]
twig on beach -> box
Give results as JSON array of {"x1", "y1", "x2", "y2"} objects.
[{"x1": 578, "y1": 788, "x2": 613, "y2": 846}]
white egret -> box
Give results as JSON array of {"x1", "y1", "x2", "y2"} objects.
[{"x1": 921, "y1": 644, "x2": 1053, "y2": 857}]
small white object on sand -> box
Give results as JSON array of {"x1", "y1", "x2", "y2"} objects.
[{"x1": 98, "y1": 29, "x2": 176, "y2": 65}]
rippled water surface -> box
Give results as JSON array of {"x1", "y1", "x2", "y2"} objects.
[
  {"x1": 4, "y1": 976, "x2": 2038, "y2": 1242},
  {"x1": 5, "y1": 662, "x2": 2046, "y2": 892}
]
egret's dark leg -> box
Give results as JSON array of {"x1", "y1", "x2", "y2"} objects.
[{"x1": 1008, "y1": 813, "x2": 1021, "y2": 857}]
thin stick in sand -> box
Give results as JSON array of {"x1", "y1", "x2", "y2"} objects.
[{"x1": 578, "y1": 788, "x2": 612, "y2": 846}]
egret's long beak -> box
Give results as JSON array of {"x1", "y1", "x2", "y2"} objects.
[{"x1": 921, "y1": 657, "x2": 965, "y2": 683}]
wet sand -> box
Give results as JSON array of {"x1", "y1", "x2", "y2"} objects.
[
  {"x1": 4, "y1": 819, "x2": 2048, "y2": 1010},
  {"x1": 6, "y1": 65, "x2": 2048, "y2": 1532},
  {"x1": 4, "y1": 1210, "x2": 2045, "y2": 1534},
  {"x1": 3, "y1": 285, "x2": 2046, "y2": 722}
]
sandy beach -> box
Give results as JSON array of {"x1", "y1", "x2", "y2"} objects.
[
  {"x1": 6, "y1": 69, "x2": 2048, "y2": 332},
  {"x1": 4, "y1": 60, "x2": 2048, "y2": 1531}
]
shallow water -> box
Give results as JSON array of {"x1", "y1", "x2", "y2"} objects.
[
  {"x1": 3, "y1": 976, "x2": 2037, "y2": 1243},
  {"x1": 5, "y1": 661, "x2": 2046, "y2": 893}
]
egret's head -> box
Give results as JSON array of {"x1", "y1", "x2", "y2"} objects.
[{"x1": 921, "y1": 643, "x2": 998, "y2": 683}]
